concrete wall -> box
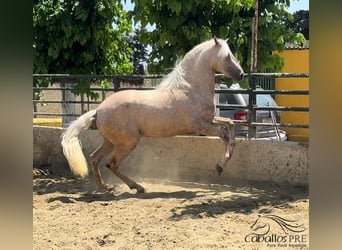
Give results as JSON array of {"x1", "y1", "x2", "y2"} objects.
[{"x1": 33, "y1": 126, "x2": 309, "y2": 186}]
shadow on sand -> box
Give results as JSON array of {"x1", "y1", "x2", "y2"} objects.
[{"x1": 33, "y1": 168, "x2": 308, "y2": 219}]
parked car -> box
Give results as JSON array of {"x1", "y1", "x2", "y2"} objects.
[{"x1": 216, "y1": 83, "x2": 287, "y2": 141}]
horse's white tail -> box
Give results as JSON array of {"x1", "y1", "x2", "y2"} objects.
[{"x1": 61, "y1": 109, "x2": 97, "y2": 178}]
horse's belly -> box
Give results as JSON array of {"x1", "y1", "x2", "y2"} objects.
[
  {"x1": 136, "y1": 111, "x2": 190, "y2": 137},
  {"x1": 140, "y1": 124, "x2": 190, "y2": 137}
]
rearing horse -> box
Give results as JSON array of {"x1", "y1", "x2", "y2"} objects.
[{"x1": 61, "y1": 38, "x2": 244, "y2": 193}]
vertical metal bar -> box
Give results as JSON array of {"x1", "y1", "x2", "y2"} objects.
[
  {"x1": 33, "y1": 88, "x2": 38, "y2": 118},
  {"x1": 248, "y1": 74, "x2": 257, "y2": 139},
  {"x1": 113, "y1": 76, "x2": 120, "y2": 92},
  {"x1": 80, "y1": 94, "x2": 84, "y2": 114},
  {"x1": 102, "y1": 85, "x2": 105, "y2": 101},
  {"x1": 60, "y1": 81, "x2": 66, "y2": 122}
]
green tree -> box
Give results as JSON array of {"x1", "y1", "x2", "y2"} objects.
[
  {"x1": 131, "y1": 0, "x2": 305, "y2": 74},
  {"x1": 286, "y1": 10, "x2": 309, "y2": 40},
  {"x1": 33, "y1": 0, "x2": 133, "y2": 77},
  {"x1": 33, "y1": 0, "x2": 133, "y2": 125},
  {"x1": 127, "y1": 27, "x2": 148, "y2": 75}
]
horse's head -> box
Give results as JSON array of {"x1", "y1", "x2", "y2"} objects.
[{"x1": 211, "y1": 37, "x2": 244, "y2": 81}]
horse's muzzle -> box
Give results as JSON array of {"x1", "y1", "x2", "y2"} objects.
[{"x1": 232, "y1": 71, "x2": 244, "y2": 81}]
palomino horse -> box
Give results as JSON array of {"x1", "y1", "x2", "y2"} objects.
[{"x1": 61, "y1": 37, "x2": 244, "y2": 193}]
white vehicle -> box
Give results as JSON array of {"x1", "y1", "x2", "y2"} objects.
[{"x1": 217, "y1": 83, "x2": 287, "y2": 141}]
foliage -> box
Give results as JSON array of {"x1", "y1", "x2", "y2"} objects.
[
  {"x1": 127, "y1": 27, "x2": 149, "y2": 75},
  {"x1": 286, "y1": 10, "x2": 309, "y2": 40},
  {"x1": 131, "y1": 0, "x2": 306, "y2": 74},
  {"x1": 33, "y1": 0, "x2": 133, "y2": 97}
]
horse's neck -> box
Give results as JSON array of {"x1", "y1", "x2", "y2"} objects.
[{"x1": 181, "y1": 51, "x2": 216, "y2": 96}]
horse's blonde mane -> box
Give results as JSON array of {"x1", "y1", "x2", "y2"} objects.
[
  {"x1": 156, "y1": 62, "x2": 189, "y2": 90},
  {"x1": 157, "y1": 38, "x2": 220, "y2": 91}
]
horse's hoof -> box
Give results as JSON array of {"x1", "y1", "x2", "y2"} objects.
[
  {"x1": 215, "y1": 163, "x2": 223, "y2": 176},
  {"x1": 97, "y1": 184, "x2": 115, "y2": 192},
  {"x1": 134, "y1": 185, "x2": 145, "y2": 193}
]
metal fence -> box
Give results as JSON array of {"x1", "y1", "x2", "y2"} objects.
[
  {"x1": 33, "y1": 73, "x2": 309, "y2": 139},
  {"x1": 216, "y1": 73, "x2": 309, "y2": 139},
  {"x1": 33, "y1": 74, "x2": 161, "y2": 117}
]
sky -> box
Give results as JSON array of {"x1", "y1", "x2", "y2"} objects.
[
  {"x1": 122, "y1": 0, "x2": 309, "y2": 13},
  {"x1": 287, "y1": 0, "x2": 309, "y2": 13}
]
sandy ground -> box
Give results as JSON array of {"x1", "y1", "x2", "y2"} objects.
[{"x1": 33, "y1": 168, "x2": 309, "y2": 250}]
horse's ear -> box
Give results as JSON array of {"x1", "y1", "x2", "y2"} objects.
[
  {"x1": 225, "y1": 38, "x2": 229, "y2": 43},
  {"x1": 214, "y1": 37, "x2": 219, "y2": 46}
]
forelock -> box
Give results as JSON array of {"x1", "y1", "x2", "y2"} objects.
[{"x1": 218, "y1": 40, "x2": 231, "y2": 56}]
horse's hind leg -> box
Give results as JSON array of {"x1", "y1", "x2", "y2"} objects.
[
  {"x1": 106, "y1": 137, "x2": 145, "y2": 193},
  {"x1": 90, "y1": 139, "x2": 113, "y2": 191},
  {"x1": 108, "y1": 163, "x2": 145, "y2": 193}
]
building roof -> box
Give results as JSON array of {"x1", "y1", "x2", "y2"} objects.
[{"x1": 285, "y1": 40, "x2": 309, "y2": 50}]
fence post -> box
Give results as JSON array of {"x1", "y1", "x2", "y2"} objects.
[
  {"x1": 80, "y1": 94, "x2": 85, "y2": 114},
  {"x1": 33, "y1": 90, "x2": 39, "y2": 118},
  {"x1": 60, "y1": 79, "x2": 76, "y2": 127},
  {"x1": 113, "y1": 76, "x2": 120, "y2": 92},
  {"x1": 248, "y1": 74, "x2": 257, "y2": 139}
]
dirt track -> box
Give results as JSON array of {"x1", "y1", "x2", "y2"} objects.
[{"x1": 33, "y1": 168, "x2": 309, "y2": 250}]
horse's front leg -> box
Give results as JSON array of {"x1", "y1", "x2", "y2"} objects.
[
  {"x1": 213, "y1": 116, "x2": 236, "y2": 175},
  {"x1": 194, "y1": 116, "x2": 235, "y2": 175},
  {"x1": 213, "y1": 116, "x2": 235, "y2": 167}
]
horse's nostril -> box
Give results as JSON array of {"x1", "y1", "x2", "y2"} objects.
[{"x1": 240, "y1": 73, "x2": 244, "y2": 80}]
